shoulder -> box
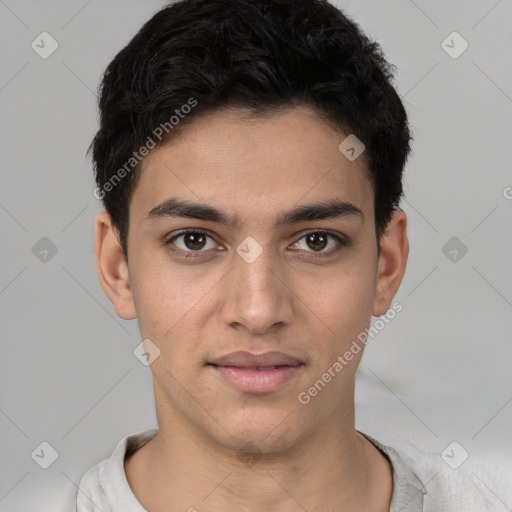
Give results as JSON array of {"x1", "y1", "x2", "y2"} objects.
[
  {"x1": 359, "y1": 430, "x2": 426, "y2": 512},
  {"x1": 360, "y1": 429, "x2": 511, "y2": 512},
  {"x1": 76, "y1": 428, "x2": 158, "y2": 512}
]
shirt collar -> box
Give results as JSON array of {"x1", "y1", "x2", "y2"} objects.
[{"x1": 358, "y1": 430, "x2": 427, "y2": 511}]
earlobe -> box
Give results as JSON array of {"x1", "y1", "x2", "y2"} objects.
[
  {"x1": 372, "y1": 209, "x2": 409, "y2": 317},
  {"x1": 94, "y1": 210, "x2": 137, "y2": 320}
]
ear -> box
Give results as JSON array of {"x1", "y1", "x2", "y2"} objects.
[
  {"x1": 372, "y1": 209, "x2": 409, "y2": 317},
  {"x1": 94, "y1": 210, "x2": 137, "y2": 320}
]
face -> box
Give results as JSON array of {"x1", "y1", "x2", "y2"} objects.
[{"x1": 96, "y1": 106, "x2": 408, "y2": 455}]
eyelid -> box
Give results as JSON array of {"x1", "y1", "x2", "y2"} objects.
[{"x1": 300, "y1": 228, "x2": 346, "y2": 242}]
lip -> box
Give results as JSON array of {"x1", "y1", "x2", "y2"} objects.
[
  {"x1": 208, "y1": 351, "x2": 304, "y2": 394},
  {"x1": 209, "y1": 350, "x2": 303, "y2": 368}
]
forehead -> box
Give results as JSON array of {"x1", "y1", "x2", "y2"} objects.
[{"x1": 130, "y1": 106, "x2": 374, "y2": 227}]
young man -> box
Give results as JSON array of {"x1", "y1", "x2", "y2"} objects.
[{"x1": 78, "y1": 0, "x2": 426, "y2": 510}]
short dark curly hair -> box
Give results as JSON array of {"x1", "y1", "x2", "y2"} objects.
[{"x1": 90, "y1": 0, "x2": 411, "y2": 261}]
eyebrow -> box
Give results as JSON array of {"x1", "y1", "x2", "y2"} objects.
[{"x1": 146, "y1": 197, "x2": 364, "y2": 228}]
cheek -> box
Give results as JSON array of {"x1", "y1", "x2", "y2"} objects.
[
  {"x1": 305, "y1": 262, "x2": 376, "y2": 355},
  {"x1": 130, "y1": 257, "x2": 219, "y2": 369},
  {"x1": 129, "y1": 257, "x2": 195, "y2": 340}
]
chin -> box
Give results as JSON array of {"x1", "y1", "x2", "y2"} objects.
[{"x1": 212, "y1": 411, "x2": 306, "y2": 456}]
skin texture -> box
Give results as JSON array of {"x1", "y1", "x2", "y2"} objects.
[{"x1": 95, "y1": 106, "x2": 409, "y2": 511}]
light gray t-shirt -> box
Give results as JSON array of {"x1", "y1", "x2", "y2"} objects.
[{"x1": 76, "y1": 428, "x2": 426, "y2": 511}]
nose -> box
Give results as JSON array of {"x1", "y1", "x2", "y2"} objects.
[{"x1": 220, "y1": 241, "x2": 294, "y2": 336}]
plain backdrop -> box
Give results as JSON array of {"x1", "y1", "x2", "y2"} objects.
[{"x1": 1, "y1": 0, "x2": 511, "y2": 510}]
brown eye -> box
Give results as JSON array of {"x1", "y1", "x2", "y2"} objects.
[
  {"x1": 293, "y1": 230, "x2": 346, "y2": 255},
  {"x1": 167, "y1": 230, "x2": 217, "y2": 253},
  {"x1": 183, "y1": 232, "x2": 207, "y2": 250},
  {"x1": 305, "y1": 232, "x2": 328, "y2": 251}
]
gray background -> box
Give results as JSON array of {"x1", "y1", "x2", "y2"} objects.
[{"x1": 1, "y1": 0, "x2": 511, "y2": 510}]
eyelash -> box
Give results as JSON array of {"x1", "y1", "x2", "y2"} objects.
[{"x1": 165, "y1": 229, "x2": 347, "y2": 259}]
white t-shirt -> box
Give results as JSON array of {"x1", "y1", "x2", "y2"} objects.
[{"x1": 75, "y1": 428, "x2": 507, "y2": 511}]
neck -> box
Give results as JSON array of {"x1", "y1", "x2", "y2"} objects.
[{"x1": 125, "y1": 396, "x2": 393, "y2": 511}]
